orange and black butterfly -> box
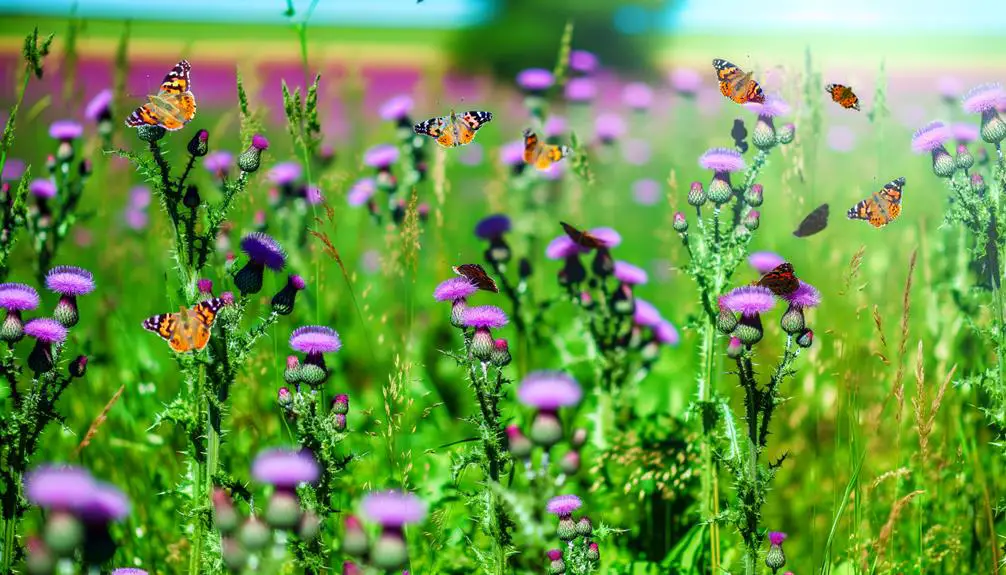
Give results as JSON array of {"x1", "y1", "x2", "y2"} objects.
[
  {"x1": 756, "y1": 263, "x2": 800, "y2": 296},
  {"x1": 142, "y1": 297, "x2": 227, "y2": 353},
  {"x1": 826, "y1": 84, "x2": 860, "y2": 111},
  {"x1": 125, "y1": 60, "x2": 197, "y2": 131},
  {"x1": 414, "y1": 110, "x2": 493, "y2": 148},
  {"x1": 560, "y1": 222, "x2": 604, "y2": 250},
  {"x1": 712, "y1": 59, "x2": 765, "y2": 105},
  {"x1": 453, "y1": 263, "x2": 499, "y2": 293},
  {"x1": 847, "y1": 177, "x2": 905, "y2": 228},
  {"x1": 793, "y1": 204, "x2": 829, "y2": 238},
  {"x1": 522, "y1": 129, "x2": 570, "y2": 171}
]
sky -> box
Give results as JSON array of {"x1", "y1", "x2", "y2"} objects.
[{"x1": 0, "y1": 0, "x2": 1004, "y2": 32}]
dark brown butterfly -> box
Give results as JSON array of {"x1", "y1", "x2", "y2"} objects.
[
  {"x1": 731, "y1": 118, "x2": 749, "y2": 154},
  {"x1": 560, "y1": 221, "x2": 604, "y2": 249},
  {"x1": 756, "y1": 262, "x2": 799, "y2": 296},
  {"x1": 453, "y1": 263, "x2": 499, "y2": 293},
  {"x1": 793, "y1": 204, "x2": 829, "y2": 238}
]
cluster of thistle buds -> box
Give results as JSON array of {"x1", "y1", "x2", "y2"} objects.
[
  {"x1": 544, "y1": 494, "x2": 600, "y2": 574},
  {"x1": 280, "y1": 324, "x2": 343, "y2": 390},
  {"x1": 341, "y1": 490, "x2": 426, "y2": 571},
  {"x1": 507, "y1": 371, "x2": 584, "y2": 478},
  {"x1": 213, "y1": 449, "x2": 321, "y2": 572},
  {"x1": 433, "y1": 274, "x2": 513, "y2": 367}
]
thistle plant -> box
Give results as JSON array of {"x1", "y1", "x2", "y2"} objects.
[
  {"x1": 541, "y1": 495, "x2": 609, "y2": 575},
  {"x1": 339, "y1": 490, "x2": 426, "y2": 573}
]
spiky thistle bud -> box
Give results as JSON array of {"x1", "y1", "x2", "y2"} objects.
[
  {"x1": 557, "y1": 517, "x2": 577, "y2": 542},
  {"x1": 726, "y1": 336, "x2": 743, "y2": 359},
  {"x1": 575, "y1": 516, "x2": 593, "y2": 537},
  {"x1": 743, "y1": 209, "x2": 761, "y2": 231},
  {"x1": 506, "y1": 425, "x2": 533, "y2": 459},
  {"x1": 707, "y1": 173, "x2": 733, "y2": 205},
  {"x1": 687, "y1": 181, "x2": 706, "y2": 206},
  {"x1": 265, "y1": 491, "x2": 302, "y2": 530},
  {"x1": 68, "y1": 355, "x2": 87, "y2": 378},
  {"x1": 239, "y1": 518, "x2": 270, "y2": 551},
  {"x1": 955, "y1": 144, "x2": 974, "y2": 171},
  {"x1": 587, "y1": 542, "x2": 600, "y2": 562},
  {"x1": 559, "y1": 450, "x2": 580, "y2": 475},
  {"x1": 780, "y1": 305, "x2": 805, "y2": 334},
  {"x1": 271, "y1": 274, "x2": 306, "y2": 315},
  {"x1": 765, "y1": 532, "x2": 787, "y2": 572},
  {"x1": 981, "y1": 109, "x2": 1006, "y2": 144},
  {"x1": 183, "y1": 184, "x2": 201, "y2": 209},
  {"x1": 672, "y1": 212, "x2": 688, "y2": 232},
  {"x1": 971, "y1": 173, "x2": 987, "y2": 196},
  {"x1": 342, "y1": 516, "x2": 369, "y2": 557},
  {"x1": 136, "y1": 125, "x2": 166, "y2": 143},
  {"x1": 547, "y1": 549, "x2": 566, "y2": 574},
  {"x1": 733, "y1": 313, "x2": 764, "y2": 346},
  {"x1": 931, "y1": 146, "x2": 956, "y2": 178},
  {"x1": 777, "y1": 123, "x2": 795, "y2": 144},
  {"x1": 188, "y1": 129, "x2": 209, "y2": 157},
  {"x1": 238, "y1": 134, "x2": 269, "y2": 173},
  {"x1": 212, "y1": 489, "x2": 239, "y2": 535},
  {"x1": 277, "y1": 387, "x2": 293, "y2": 409},
  {"x1": 491, "y1": 338, "x2": 512, "y2": 367},
  {"x1": 796, "y1": 329, "x2": 814, "y2": 348},
  {"x1": 744, "y1": 183, "x2": 763, "y2": 207}
]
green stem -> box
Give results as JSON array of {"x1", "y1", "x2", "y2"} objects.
[
  {"x1": 188, "y1": 364, "x2": 209, "y2": 574},
  {"x1": 1, "y1": 499, "x2": 18, "y2": 573},
  {"x1": 697, "y1": 316, "x2": 721, "y2": 572}
]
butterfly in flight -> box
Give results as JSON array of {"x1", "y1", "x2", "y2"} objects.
[
  {"x1": 731, "y1": 118, "x2": 749, "y2": 154},
  {"x1": 142, "y1": 298, "x2": 227, "y2": 353},
  {"x1": 413, "y1": 110, "x2": 493, "y2": 148},
  {"x1": 560, "y1": 221, "x2": 605, "y2": 250},
  {"x1": 712, "y1": 59, "x2": 765, "y2": 105},
  {"x1": 756, "y1": 262, "x2": 800, "y2": 296},
  {"x1": 825, "y1": 83, "x2": 861, "y2": 111},
  {"x1": 125, "y1": 60, "x2": 197, "y2": 131},
  {"x1": 793, "y1": 204, "x2": 829, "y2": 238},
  {"x1": 453, "y1": 263, "x2": 499, "y2": 293},
  {"x1": 522, "y1": 129, "x2": 570, "y2": 171},
  {"x1": 847, "y1": 177, "x2": 905, "y2": 228}
]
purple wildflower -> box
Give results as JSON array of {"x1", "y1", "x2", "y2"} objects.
[
  {"x1": 782, "y1": 281, "x2": 821, "y2": 309},
  {"x1": 379, "y1": 95, "x2": 414, "y2": 121},
  {"x1": 669, "y1": 68, "x2": 702, "y2": 95},
  {"x1": 25, "y1": 466, "x2": 95, "y2": 509},
  {"x1": 769, "y1": 532, "x2": 787, "y2": 546},
  {"x1": 240, "y1": 232, "x2": 286, "y2": 270},
  {"x1": 29, "y1": 179, "x2": 56, "y2": 199},
  {"x1": 45, "y1": 266, "x2": 95, "y2": 296},
  {"x1": 85, "y1": 89, "x2": 113, "y2": 121},
  {"x1": 720, "y1": 286, "x2": 776, "y2": 317},
  {"x1": 589, "y1": 227, "x2": 622, "y2": 248},
  {"x1": 544, "y1": 115, "x2": 567, "y2": 138},
  {"x1": 748, "y1": 251, "x2": 785, "y2": 274},
  {"x1": 911, "y1": 121, "x2": 952, "y2": 153},
  {"x1": 654, "y1": 320, "x2": 680, "y2": 346},
  {"x1": 364, "y1": 144, "x2": 399, "y2": 169},
  {"x1": 24, "y1": 318, "x2": 67, "y2": 343},
  {"x1": 49, "y1": 120, "x2": 83, "y2": 141},
  {"x1": 951, "y1": 123, "x2": 980, "y2": 143},
  {"x1": 565, "y1": 77, "x2": 598, "y2": 103},
  {"x1": 632, "y1": 178, "x2": 661, "y2": 205},
  {"x1": 0, "y1": 283, "x2": 39, "y2": 311},
  {"x1": 252, "y1": 449, "x2": 320, "y2": 489},
  {"x1": 595, "y1": 113, "x2": 626, "y2": 142},
  {"x1": 305, "y1": 185, "x2": 324, "y2": 205},
  {"x1": 633, "y1": 298, "x2": 662, "y2": 327},
  {"x1": 517, "y1": 371, "x2": 582, "y2": 410},
  {"x1": 699, "y1": 147, "x2": 746, "y2": 173},
  {"x1": 433, "y1": 277, "x2": 478, "y2": 302},
  {"x1": 962, "y1": 83, "x2": 1006, "y2": 114},
  {"x1": 1, "y1": 158, "x2": 25, "y2": 181},
  {"x1": 204, "y1": 151, "x2": 233, "y2": 176},
  {"x1": 540, "y1": 162, "x2": 565, "y2": 181},
  {"x1": 516, "y1": 68, "x2": 554, "y2": 92},
  {"x1": 252, "y1": 134, "x2": 269, "y2": 150},
  {"x1": 461, "y1": 305, "x2": 508, "y2": 329},
  {"x1": 361, "y1": 490, "x2": 427, "y2": 527},
  {"x1": 290, "y1": 325, "x2": 342, "y2": 355},
  {"x1": 348, "y1": 178, "x2": 377, "y2": 207},
  {"x1": 76, "y1": 482, "x2": 130, "y2": 523},
  {"x1": 501, "y1": 140, "x2": 526, "y2": 167},
  {"x1": 569, "y1": 50, "x2": 598, "y2": 74},
  {"x1": 129, "y1": 186, "x2": 151, "y2": 209},
  {"x1": 111, "y1": 570, "x2": 148, "y2": 575},
  {"x1": 475, "y1": 214, "x2": 511, "y2": 239},
  {"x1": 614, "y1": 261, "x2": 648, "y2": 285},
  {"x1": 546, "y1": 494, "x2": 582, "y2": 517},
  {"x1": 545, "y1": 236, "x2": 588, "y2": 260},
  {"x1": 622, "y1": 82, "x2": 654, "y2": 110},
  {"x1": 124, "y1": 209, "x2": 148, "y2": 231},
  {"x1": 745, "y1": 95, "x2": 790, "y2": 118},
  {"x1": 268, "y1": 162, "x2": 302, "y2": 186}
]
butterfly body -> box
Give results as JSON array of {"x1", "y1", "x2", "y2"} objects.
[
  {"x1": 713, "y1": 58, "x2": 765, "y2": 104},
  {"x1": 453, "y1": 263, "x2": 499, "y2": 293},
  {"x1": 414, "y1": 110, "x2": 493, "y2": 148},
  {"x1": 793, "y1": 203, "x2": 830, "y2": 237},
  {"x1": 125, "y1": 60, "x2": 196, "y2": 131},
  {"x1": 522, "y1": 129, "x2": 570, "y2": 170},
  {"x1": 756, "y1": 263, "x2": 799, "y2": 296},
  {"x1": 826, "y1": 83, "x2": 860, "y2": 111},
  {"x1": 142, "y1": 298, "x2": 225, "y2": 353},
  {"x1": 847, "y1": 177, "x2": 905, "y2": 228}
]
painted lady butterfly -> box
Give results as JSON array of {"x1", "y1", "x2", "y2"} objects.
[
  {"x1": 522, "y1": 129, "x2": 570, "y2": 171},
  {"x1": 826, "y1": 83, "x2": 860, "y2": 111},
  {"x1": 453, "y1": 263, "x2": 499, "y2": 293},
  {"x1": 712, "y1": 59, "x2": 765, "y2": 105},
  {"x1": 125, "y1": 60, "x2": 197, "y2": 131},
  {"x1": 142, "y1": 297, "x2": 226, "y2": 353},
  {"x1": 413, "y1": 110, "x2": 493, "y2": 148},
  {"x1": 756, "y1": 263, "x2": 800, "y2": 296},
  {"x1": 847, "y1": 177, "x2": 905, "y2": 228},
  {"x1": 560, "y1": 222, "x2": 604, "y2": 250}
]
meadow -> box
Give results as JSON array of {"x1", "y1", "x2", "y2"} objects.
[{"x1": 1, "y1": 8, "x2": 1006, "y2": 575}]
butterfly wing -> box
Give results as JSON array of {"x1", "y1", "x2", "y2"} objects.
[
  {"x1": 757, "y1": 262, "x2": 800, "y2": 296},
  {"x1": 522, "y1": 129, "x2": 541, "y2": 164},
  {"x1": 142, "y1": 311, "x2": 189, "y2": 353},
  {"x1": 847, "y1": 177, "x2": 905, "y2": 228},
  {"x1": 560, "y1": 221, "x2": 604, "y2": 249},
  {"x1": 713, "y1": 59, "x2": 764, "y2": 104},
  {"x1": 459, "y1": 110, "x2": 493, "y2": 146},
  {"x1": 876, "y1": 176, "x2": 905, "y2": 224},
  {"x1": 159, "y1": 60, "x2": 191, "y2": 95},
  {"x1": 414, "y1": 116, "x2": 454, "y2": 148},
  {"x1": 453, "y1": 263, "x2": 499, "y2": 293},
  {"x1": 826, "y1": 83, "x2": 860, "y2": 110},
  {"x1": 793, "y1": 203, "x2": 830, "y2": 238},
  {"x1": 125, "y1": 60, "x2": 195, "y2": 129},
  {"x1": 125, "y1": 103, "x2": 161, "y2": 128}
]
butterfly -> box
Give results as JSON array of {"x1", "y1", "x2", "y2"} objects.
[
  {"x1": 846, "y1": 177, "x2": 906, "y2": 228},
  {"x1": 413, "y1": 110, "x2": 493, "y2": 148},
  {"x1": 793, "y1": 203, "x2": 830, "y2": 238},
  {"x1": 453, "y1": 263, "x2": 499, "y2": 293},
  {"x1": 826, "y1": 83, "x2": 860, "y2": 111},
  {"x1": 712, "y1": 59, "x2": 765, "y2": 105},
  {"x1": 756, "y1": 262, "x2": 800, "y2": 296},
  {"x1": 522, "y1": 129, "x2": 570, "y2": 170},
  {"x1": 731, "y1": 118, "x2": 749, "y2": 154},
  {"x1": 560, "y1": 221, "x2": 605, "y2": 250},
  {"x1": 142, "y1": 297, "x2": 226, "y2": 353},
  {"x1": 125, "y1": 60, "x2": 197, "y2": 131}
]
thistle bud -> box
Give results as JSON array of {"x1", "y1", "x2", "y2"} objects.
[
  {"x1": 183, "y1": 184, "x2": 201, "y2": 209},
  {"x1": 547, "y1": 549, "x2": 566, "y2": 574},
  {"x1": 752, "y1": 117, "x2": 777, "y2": 150},
  {"x1": 591, "y1": 248, "x2": 614, "y2": 278},
  {"x1": 587, "y1": 542, "x2": 600, "y2": 562},
  {"x1": 570, "y1": 427, "x2": 587, "y2": 448},
  {"x1": 559, "y1": 255, "x2": 587, "y2": 285},
  {"x1": 283, "y1": 356, "x2": 303, "y2": 385},
  {"x1": 68, "y1": 355, "x2": 88, "y2": 378},
  {"x1": 265, "y1": 491, "x2": 302, "y2": 530},
  {"x1": 490, "y1": 338, "x2": 512, "y2": 367},
  {"x1": 575, "y1": 516, "x2": 593, "y2": 537},
  {"x1": 43, "y1": 512, "x2": 82, "y2": 556},
  {"x1": 299, "y1": 363, "x2": 328, "y2": 387},
  {"x1": 333, "y1": 413, "x2": 347, "y2": 432},
  {"x1": 238, "y1": 134, "x2": 269, "y2": 173},
  {"x1": 56, "y1": 142, "x2": 74, "y2": 163},
  {"x1": 777, "y1": 123, "x2": 796, "y2": 144},
  {"x1": 471, "y1": 327, "x2": 495, "y2": 362},
  {"x1": 45, "y1": 155, "x2": 57, "y2": 174},
  {"x1": 332, "y1": 393, "x2": 349, "y2": 415},
  {"x1": 557, "y1": 517, "x2": 577, "y2": 541},
  {"x1": 221, "y1": 537, "x2": 247, "y2": 572},
  {"x1": 559, "y1": 450, "x2": 580, "y2": 475},
  {"x1": 277, "y1": 387, "x2": 294, "y2": 409},
  {"x1": 239, "y1": 517, "x2": 270, "y2": 551},
  {"x1": 765, "y1": 532, "x2": 787, "y2": 572},
  {"x1": 136, "y1": 125, "x2": 166, "y2": 143},
  {"x1": 687, "y1": 181, "x2": 706, "y2": 206},
  {"x1": 53, "y1": 295, "x2": 79, "y2": 328},
  {"x1": 213, "y1": 488, "x2": 239, "y2": 535},
  {"x1": 672, "y1": 212, "x2": 688, "y2": 232},
  {"x1": 796, "y1": 329, "x2": 814, "y2": 348},
  {"x1": 299, "y1": 511, "x2": 321, "y2": 542},
  {"x1": 188, "y1": 129, "x2": 210, "y2": 157},
  {"x1": 931, "y1": 146, "x2": 956, "y2": 178},
  {"x1": 780, "y1": 305, "x2": 805, "y2": 334},
  {"x1": 981, "y1": 109, "x2": 1006, "y2": 144},
  {"x1": 743, "y1": 209, "x2": 761, "y2": 231},
  {"x1": 372, "y1": 531, "x2": 409, "y2": 570},
  {"x1": 716, "y1": 302, "x2": 739, "y2": 334},
  {"x1": 955, "y1": 144, "x2": 974, "y2": 171},
  {"x1": 486, "y1": 237, "x2": 512, "y2": 264},
  {"x1": 197, "y1": 278, "x2": 214, "y2": 296},
  {"x1": 744, "y1": 183, "x2": 763, "y2": 207},
  {"x1": 518, "y1": 257, "x2": 533, "y2": 280},
  {"x1": 610, "y1": 283, "x2": 635, "y2": 316},
  {"x1": 342, "y1": 516, "x2": 369, "y2": 557},
  {"x1": 506, "y1": 425, "x2": 533, "y2": 459},
  {"x1": 707, "y1": 174, "x2": 733, "y2": 205},
  {"x1": 25, "y1": 537, "x2": 54, "y2": 575},
  {"x1": 971, "y1": 173, "x2": 987, "y2": 196},
  {"x1": 726, "y1": 336, "x2": 743, "y2": 359},
  {"x1": 450, "y1": 300, "x2": 467, "y2": 328},
  {"x1": 530, "y1": 410, "x2": 564, "y2": 448},
  {"x1": 271, "y1": 274, "x2": 306, "y2": 315},
  {"x1": 733, "y1": 313, "x2": 764, "y2": 346}
]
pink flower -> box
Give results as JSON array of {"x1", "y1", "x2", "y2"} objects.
[
  {"x1": 911, "y1": 121, "x2": 951, "y2": 153},
  {"x1": 962, "y1": 83, "x2": 1006, "y2": 114}
]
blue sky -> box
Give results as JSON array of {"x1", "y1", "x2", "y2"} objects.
[{"x1": 0, "y1": 0, "x2": 1004, "y2": 32}]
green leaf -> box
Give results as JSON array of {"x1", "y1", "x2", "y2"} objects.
[{"x1": 660, "y1": 522, "x2": 706, "y2": 573}]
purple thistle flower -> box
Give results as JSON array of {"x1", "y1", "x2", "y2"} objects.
[
  {"x1": 461, "y1": 305, "x2": 508, "y2": 329},
  {"x1": 540, "y1": 162, "x2": 565, "y2": 181},
  {"x1": 240, "y1": 232, "x2": 286, "y2": 270},
  {"x1": 252, "y1": 448, "x2": 320, "y2": 489},
  {"x1": 290, "y1": 325, "x2": 342, "y2": 354},
  {"x1": 748, "y1": 251, "x2": 785, "y2": 274},
  {"x1": 614, "y1": 261, "x2": 648, "y2": 285},
  {"x1": 501, "y1": 140, "x2": 526, "y2": 166},
  {"x1": 721, "y1": 286, "x2": 776, "y2": 317},
  {"x1": 305, "y1": 185, "x2": 324, "y2": 205},
  {"x1": 28, "y1": 178, "x2": 56, "y2": 199},
  {"x1": 433, "y1": 277, "x2": 478, "y2": 302},
  {"x1": 589, "y1": 227, "x2": 622, "y2": 248},
  {"x1": 516, "y1": 68, "x2": 554, "y2": 92},
  {"x1": 25, "y1": 466, "x2": 95, "y2": 509},
  {"x1": 546, "y1": 236, "x2": 588, "y2": 260},
  {"x1": 622, "y1": 82, "x2": 654, "y2": 110},
  {"x1": 595, "y1": 113, "x2": 626, "y2": 142},
  {"x1": 45, "y1": 266, "x2": 95, "y2": 296},
  {"x1": 85, "y1": 89, "x2": 113, "y2": 121},
  {"x1": 475, "y1": 214, "x2": 511, "y2": 239},
  {"x1": 951, "y1": 123, "x2": 980, "y2": 143},
  {"x1": 112, "y1": 570, "x2": 148, "y2": 575},
  {"x1": 699, "y1": 147, "x2": 746, "y2": 173},
  {"x1": 962, "y1": 83, "x2": 1006, "y2": 114},
  {"x1": 129, "y1": 186, "x2": 151, "y2": 209},
  {"x1": 744, "y1": 95, "x2": 790, "y2": 118},
  {"x1": 76, "y1": 482, "x2": 130, "y2": 523},
  {"x1": 1, "y1": 158, "x2": 25, "y2": 181},
  {"x1": 0, "y1": 283, "x2": 39, "y2": 311},
  {"x1": 911, "y1": 121, "x2": 952, "y2": 153},
  {"x1": 544, "y1": 115, "x2": 567, "y2": 138},
  {"x1": 252, "y1": 134, "x2": 270, "y2": 150},
  {"x1": 348, "y1": 178, "x2": 377, "y2": 207},
  {"x1": 24, "y1": 318, "x2": 67, "y2": 343},
  {"x1": 782, "y1": 281, "x2": 821, "y2": 309},
  {"x1": 565, "y1": 77, "x2": 598, "y2": 103},
  {"x1": 654, "y1": 320, "x2": 680, "y2": 346},
  {"x1": 569, "y1": 50, "x2": 598, "y2": 74},
  {"x1": 632, "y1": 178, "x2": 661, "y2": 206},
  {"x1": 633, "y1": 298, "x2": 662, "y2": 327},
  {"x1": 204, "y1": 151, "x2": 233, "y2": 175},
  {"x1": 124, "y1": 209, "x2": 149, "y2": 231},
  {"x1": 517, "y1": 371, "x2": 582, "y2": 410},
  {"x1": 769, "y1": 532, "x2": 787, "y2": 546},
  {"x1": 546, "y1": 494, "x2": 582, "y2": 517},
  {"x1": 49, "y1": 120, "x2": 83, "y2": 141},
  {"x1": 669, "y1": 68, "x2": 702, "y2": 95},
  {"x1": 379, "y1": 95, "x2": 414, "y2": 121},
  {"x1": 364, "y1": 144, "x2": 399, "y2": 169},
  {"x1": 268, "y1": 162, "x2": 302, "y2": 186},
  {"x1": 938, "y1": 76, "x2": 963, "y2": 100},
  {"x1": 361, "y1": 490, "x2": 427, "y2": 527}
]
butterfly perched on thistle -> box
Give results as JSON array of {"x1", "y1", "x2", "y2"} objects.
[
  {"x1": 754, "y1": 262, "x2": 800, "y2": 296},
  {"x1": 452, "y1": 263, "x2": 499, "y2": 293},
  {"x1": 560, "y1": 221, "x2": 605, "y2": 250},
  {"x1": 712, "y1": 58, "x2": 765, "y2": 105},
  {"x1": 125, "y1": 60, "x2": 197, "y2": 131},
  {"x1": 847, "y1": 177, "x2": 905, "y2": 228},
  {"x1": 826, "y1": 83, "x2": 861, "y2": 111},
  {"x1": 522, "y1": 129, "x2": 570, "y2": 171},
  {"x1": 142, "y1": 298, "x2": 227, "y2": 353},
  {"x1": 793, "y1": 204, "x2": 829, "y2": 238},
  {"x1": 413, "y1": 110, "x2": 493, "y2": 148}
]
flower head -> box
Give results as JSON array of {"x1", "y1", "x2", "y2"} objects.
[
  {"x1": 361, "y1": 490, "x2": 427, "y2": 527},
  {"x1": 204, "y1": 151, "x2": 233, "y2": 174},
  {"x1": 475, "y1": 214, "x2": 511, "y2": 239},
  {"x1": 952, "y1": 122, "x2": 980, "y2": 142},
  {"x1": 769, "y1": 531, "x2": 787, "y2": 546},
  {"x1": 516, "y1": 68, "x2": 554, "y2": 91},
  {"x1": 614, "y1": 261, "x2": 648, "y2": 285},
  {"x1": 748, "y1": 251, "x2": 785, "y2": 274},
  {"x1": 500, "y1": 140, "x2": 525, "y2": 166},
  {"x1": 252, "y1": 134, "x2": 270, "y2": 150},
  {"x1": 544, "y1": 115, "x2": 567, "y2": 138},
  {"x1": 0, "y1": 283, "x2": 40, "y2": 311},
  {"x1": 25, "y1": 466, "x2": 95, "y2": 509},
  {"x1": 622, "y1": 82, "x2": 654, "y2": 110},
  {"x1": 911, "y1": 121, "x2": 951, "y2": 153},
  {"x1": 699, "y1": 147, "x2": 746, "y2": 172},
  {"x1": 85, "y1": 89, "x2": 113, "y2": 121},
  {"x1": 24, "y1": 318, "x2": 68, "y2": 343},
  {"x1": 569, "y1": 50, "x2": 598, "y2": 74},
  {"x1": 347, "y1": 178, "x2": 376, "y2": 207},
  {"x1": 782, "y1": 281, "x2": 821, "y2": 308},
  {"x1": 744, "y1": 95, "x2": 790, "y2": 118},
  {"x1": 364, "y1": 144, "x2": 399, "y2": 169},
  {"x1": 546, "y1": 236, "x2": 588, "y2": 259},
  {"x1": 1, "y1": 158, "x2": 25, "y2": 181},
  {"x1": 49, "y1": 120, "x2": 83, "y2": 140},
  {"x1": 721, "y1": 286, "x2": 776, "y2": 317},
  {"x1": 654, "y1": 320, "x2": 680, "y2": 345},
  {"x1": 962, "y1": 83, "x2": 1006, "y2": 114},
  {"x1": 669, "y1": 68, "x2": 702, "y2": 95},
  {"x1": 76, "y1": 482, "x2": 130, "y2": 523},
  {"x1": 633, "y1": 298, "x2": 662, "y2": 327},
  {"x1": 462, "y1": 305, "x2": 508, "y2": 329},
  {"x1": 433, "y1": 277, "x2": 478, "y2": 301},
  {"x1": 29, "y1": 179, "x2": 56, "y2": 199},
  {"x1": 45, "y1": 266, "x2": 95, "y2": 296},
  {"x1": 589, "y1": 227, "x2": 622, "y2": 248},
  {"x1": 240, "y1": 232, "x2": 286, "y2": 270},
  {"x1": 565, "y1": 77, "x2": 597, "y2": 102},
  {"x1": 111, "y1": 570, "x2": 148, "y2": 575},
  {"x1": 595, "y1": 113, "x2": 626, "y2": 141},
  {"x1": 252, "y1": 449, "x2": 320, "y2": 488},
  {"x1": 380, "y1": 95, "x2": 414, "y2": 121},
  {"x1": 290, "y1": 325, "x2": 342, "y2": 354},
  {"x1": 517, "y1": 371, "x2": 582, "y2": 410},
  {"x1": 268, "y1": 162, "x2": 302, "y2": 185},
  {"x1": 305, "y1": 185, "x2": 324, "y2": 205},
  {"x1": 546, "y1": 494, "x2": 582, "y2": 517}
]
